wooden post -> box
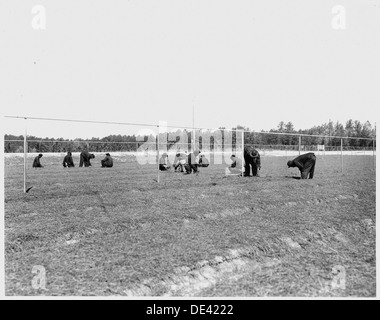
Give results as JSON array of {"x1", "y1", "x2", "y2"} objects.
[
  {"x1": 241, "y1": 130, "x2": 244, "y2": 176},
  {"x1": 374, "y1": 124, "x2": 376, "y2": 170},
  {"x1": 24, "y1": 119, "x2": 27, "y2": 193},
  {"x1": 341, "y1": 138, "x2": 343, "y2": 173},
  {"x1": 157, "y1": 125, "x2": 160, "y2": 183},
  {"x1": 298, "y1": 135, "x2": 301, "y2": 156},
  {"x1": 373, "y1": 139, "x2": 376, "y2": 170},
  {"x1": 192, "y1": 104, "x2": 196, "y2": 151}
]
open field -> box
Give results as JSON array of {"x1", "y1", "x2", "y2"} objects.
[{"x1": 4, "y1": 154, "x2": 376, "y2": 296}]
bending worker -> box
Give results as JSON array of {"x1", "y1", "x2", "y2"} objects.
[
  {"x1": 287, "y1": 152, "x2": 316, "y2": 179},
  {"x1": 79, "y1": 151, "x2": 95, "y2": 167},
  {"x1": 244, "y1": 146, "x2": 261, "y2": 177}
]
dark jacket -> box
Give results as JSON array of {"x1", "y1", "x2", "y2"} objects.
[
  {"x1": 79, "y1": 151, "x2": 95, "y2": 167},
  {"x1": 63, "y1": 153, "x2": 75, "y2": 167},
  {"x1": 288, "y1": 152, "x2": 316, "y2": 170},
  {"x1": 32, "y1": 156, "x2": 43, "y2": 168},
  {"x1": 101, "y1": 155, "x2": 113, "y2": 167},
  {"x1": 187, "y1": 151, "x2": 200, "y2": 165},
  {"x1": 244, "y1": 146, "x2": 261, "y2": 167}
]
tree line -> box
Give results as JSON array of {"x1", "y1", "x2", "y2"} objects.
[
  {"x1": 239, "y1": 119, "x2": 375, "y2": 148},
  {"x1": 4, "y1": 119, "x2": 376, "y2": 153}
]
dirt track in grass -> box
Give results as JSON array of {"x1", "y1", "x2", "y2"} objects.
[{"x1": 4, "y1": 154, "x2": 376, "y2": 296}]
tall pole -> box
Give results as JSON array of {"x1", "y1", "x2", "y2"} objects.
[
  {"x1": 157, "y1": 125, "x2": 160, "y2": 183},
  {"x1": 298, "y1": 135, "x2": 301, "y2": 156},
  {"x1": 373, "y1": 123, "x2": 376, "y2": 170},
  {"x1": 373, "y1": 139, "x2": 376, "y2": 170},
  {"x1": 24, "y1": 119, "x2": 27, "y2": 193},
  {"x1": 241, "y1": 130, "x2": 244, "y2": 176},
  {"x1": 341, "y1": 138, "x2": 343, "y2": 173},
  {"x1": 192, "y1": 103, "x2": 195, "y2": 151}
]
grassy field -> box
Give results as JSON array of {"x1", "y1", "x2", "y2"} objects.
[{"x1": 4, "y1": 154, "x2": 376, "y2": 296}]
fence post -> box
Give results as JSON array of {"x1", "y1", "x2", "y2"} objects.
[
  {"x1": 298, "y1": 136, "x2": 301, "y2": 155},
  {"x1": 157, "y1": 124, "x2": 160, "y2": 183},
  {"x1": 24, "y1": 119, "x2": 27, "y2": 193},
  {"x1": 241, "y1": 130, "x2": 244, "y2": 176},
  {"x1": 373, "y1": 139, "x2": 376, "y2": 170},
  {"x1": 341, "y1": 138, "x2": 343, "y2": 173}
]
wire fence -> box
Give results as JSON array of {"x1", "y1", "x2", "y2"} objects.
[{"x1": 3, "y1": 115, "x2": 376, "y2": 192}]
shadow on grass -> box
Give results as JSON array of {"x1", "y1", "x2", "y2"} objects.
[{"x1": 285, "y1": 176, "x2": 301, "y2": 180}]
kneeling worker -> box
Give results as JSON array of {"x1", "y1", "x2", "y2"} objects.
[
  {"x1": 33, "y1": 153, "x2": 44, "y2": 168},
  {"x1": 159, "y1": 153, "x2": 171, "y2": 171},
  {"x1": 63, "y1": 151, "x2": 75, "y2": 167},
  {"x1": 225, "y1": 154, "x2": 243, "y2": 175},
  {"x1": 184, "y1": 150, "x2": 201, "y2": 174},
  {"x1": 173, "y1": 152, "x2": 187, "y2": 172},
  {"x1": 198, "y1": 155, "x2": 209, "y2": 167},
  {"x1": 287, "y1": 152, "x2": 316, "y2": 179},
  {"x1": 101, "y1": 153, "x2": 113, "y2": 168}
]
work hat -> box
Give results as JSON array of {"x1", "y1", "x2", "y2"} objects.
[
  {"x1": 106, "y1": 153, "x2": 110, "y2": 156},
  {"x1": 39, "y1": 153, "x2": 43, "y2": 157},
  {"x1": 287, "y1": 160, "x2": 293, "y2": 167}
]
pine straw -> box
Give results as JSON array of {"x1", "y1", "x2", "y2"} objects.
[{"x1": 4, "y1": 155, "x2": 376, "y2": 296}]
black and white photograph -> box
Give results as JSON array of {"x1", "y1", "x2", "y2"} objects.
[{"x1": 1, "y1": 0, "x2": 378, "y2": 302}]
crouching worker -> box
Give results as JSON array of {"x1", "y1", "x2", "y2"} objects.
[
  {"x1": 159, "y1": 153, "x2": 171, "y2": 171},
  {"x1": 287, "y1": 152, "x2": 316, "y2": 179},
  {"x1": 173, "y1": 152, "x2": 187, "y2": 172},
  {"x1": 79, "y1": 151, "x2": 95, "y2": 167},
  {"x1": 101, "y1": 153, "x2": 113, "y2": 168},
  {"x1": 244, "y1": 146, "x2": 261, "y2": 177},
  {"x1": 33, "y1": 154, "x2": 43, "y2": 168},
  {"x1": 198, "y1": 155, "x2": 209, "y2": 167},
  {"x1": 225, "y1": 154, "x2": 243, "y2": 176},
  {"x1": 184, "y1": 150, "x2": 201, "y2": 174},
  {"x1": 63, "y1": 152, "x2": 75, "y2": 167}
]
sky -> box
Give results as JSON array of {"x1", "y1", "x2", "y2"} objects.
[{"x1": 1, "y1": 0, "x2": 379, "y2": 139}]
